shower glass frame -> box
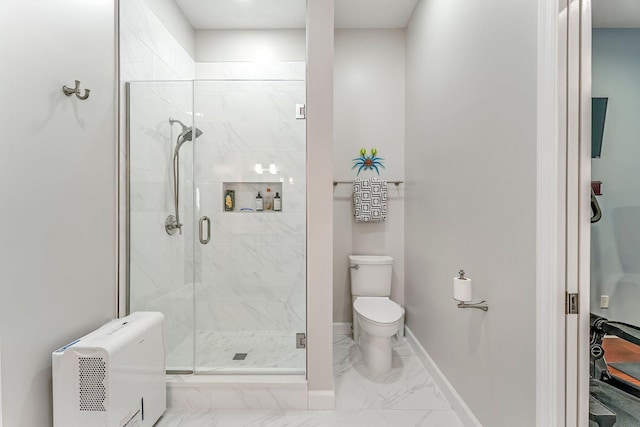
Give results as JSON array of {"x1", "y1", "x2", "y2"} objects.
[{"x1": 126, "y1": 79, "x2": 307, "y2": 376}]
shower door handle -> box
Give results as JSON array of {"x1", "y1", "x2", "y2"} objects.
[{"x1": 199, "y1": 216, "x2": 211, "y2": 244}]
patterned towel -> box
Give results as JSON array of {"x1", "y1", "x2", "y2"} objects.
[{"x1": 353, "y1": 178, "x2": 387, "y2": 222}]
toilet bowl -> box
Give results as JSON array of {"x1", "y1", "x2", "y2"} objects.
[
  {"x1": 353, "y1": 296, "x2": 403, "y2": 373},
  {"x1": 349, "y1": 255, "x2": 404, "y2": 373}
]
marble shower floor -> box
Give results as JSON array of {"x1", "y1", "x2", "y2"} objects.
[
  {"x1": 156, "y1": 335, "x2": 464, "y2": 426},
  {"x1": 168, "y1": 330, "x2": 305, "y2": 373}
]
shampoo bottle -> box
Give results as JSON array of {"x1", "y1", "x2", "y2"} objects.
[
  {"x1": 273, "y1": 192, "x2": 282, "y2": 211},
  {"x1": 264, "y1": 186, "x2": 273, "y2": 210},
  {"x1": 255, "y1": 191, "x2": 264, "y2": 211}
]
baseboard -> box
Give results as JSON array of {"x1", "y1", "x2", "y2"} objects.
[
  {"x1": 333, "y1": 322, "x2": 352, "y2": 335},
  {"x1": 308, "y1": 389, "x2": 336, "y2": 409},
  {"x1": 405, "y1": 327, "x2": 482, "y2": 427}
]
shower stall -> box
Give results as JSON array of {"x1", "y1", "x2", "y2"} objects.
[{"x1": 126, "y1": 79, "x2": 306, "y2": 375}]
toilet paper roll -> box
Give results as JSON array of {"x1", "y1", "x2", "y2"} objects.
[{"x1": 453, "y1": 277, "x2": 472, "y2": 302}]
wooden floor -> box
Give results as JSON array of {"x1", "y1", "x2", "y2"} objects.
[{"x1": 603, "y1": 337, "x2": 640, "y2": 387}]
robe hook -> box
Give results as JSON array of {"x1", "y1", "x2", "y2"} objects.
[{"x1": 62, "y1": 80, "x2": 90, "y2": 100}]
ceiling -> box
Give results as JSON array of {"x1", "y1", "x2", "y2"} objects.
[
  {"x1": 335, "y1": 0, "x2": 418, "y2": 29},
  {"x1": 593, "y1": 0, "x2": 640, "y2": 28},
  {"x1": 174, "y1": 0, "x2": 419, "y2": 30},
  {"x1": 175, "y1": 0, "x2": 640, "y2": 30}
]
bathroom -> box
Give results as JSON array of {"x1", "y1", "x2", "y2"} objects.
[{"x1": 0, "y1": 0, "x2": 586, "y2": 426}]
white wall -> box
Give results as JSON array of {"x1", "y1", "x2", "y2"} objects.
[
  {"x1": 306, "y1": 0, "x2": 335, "y2": 409},
  {"x1": 0, "y1": 0, "x2": 117, "y2": 425},
  {"x1": 194, "y1": 30, "x2": 305, "y2": 82},
  {"x1": 195, "y1": 29, "x2": 306, "y2": 62},
  {"x1": 404, "y1": 0, "x2": 537, "y2": 425},
  {"x1": 591, "y1": 29, "x2": 640, "y2": 324},
  {"x1": 333, "y1": 29, "x2": 405, "y2": 323},
  {"x1": 145, "y1": 0, "x2": 195, "y2": 57}
]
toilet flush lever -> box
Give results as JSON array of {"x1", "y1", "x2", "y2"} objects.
[{"x1": 350, "y1": 264, "x2": 359, "y2": 270}]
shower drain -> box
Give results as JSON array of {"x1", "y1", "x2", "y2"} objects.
[{"x1": 232, "y1": 353, "x2": 248, "y2": 361}]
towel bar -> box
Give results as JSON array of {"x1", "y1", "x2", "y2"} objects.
[{"x1": 333, "y1": 180, "x2": 403, "y2": 186}]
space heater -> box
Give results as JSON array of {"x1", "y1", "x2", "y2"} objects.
[{"x1": 52, "y1": 312, "x2": 166, "y2": 427}]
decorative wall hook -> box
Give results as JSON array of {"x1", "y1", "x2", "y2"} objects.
[{"x1": 62, "y1": 80, "x2": 90, "y2": 100}]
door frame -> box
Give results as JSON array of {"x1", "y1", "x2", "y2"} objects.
[{"x1": 536, "y1": 0, "x2": 591, "y2": 425}]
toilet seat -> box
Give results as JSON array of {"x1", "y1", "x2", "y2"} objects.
[{"x1": 354, "y1": 297, "x2": 403, "y2": 325}]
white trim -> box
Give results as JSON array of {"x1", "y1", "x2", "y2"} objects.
[
  {"x1": 536, "y1": 0, "x2": 565, "y2": 425},
  {"x1": 307, "y1": 389, "x2": 336, "y2": 410},
  {"x1": 565, "y1": 0, "x2": 582, "y2": 424},
  {"x1": 333, "y1": 322, "x2": 352, "y2": 335},
  {"x1": 405, "y1": 327, "x2": 481, "y2": 427},
  {"x1": 115, "y1": 0, "x2": 122, "y2": 319},
  {"x1": 577, "y1": 1, "x2": 593, "y2": 424}
]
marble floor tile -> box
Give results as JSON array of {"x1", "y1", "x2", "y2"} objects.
[
  {"x1": 282, "y1": 409, "x2": 389, "y2": 427},
  {"x1": 381, "y1": 410, "x2": 465, "y2": 427},
  {"x1": 156, "y1": 335, "x2": 464, "y2": 426},
  {"x1": 334, "y1": 336, "x2": 450, "y2": 410},
  {"x1": 155, "y1": 409, "x2": 462, "y2": 427},
  {"x1": 155, "y1": 409, "x2": 286, "y2": 426}
]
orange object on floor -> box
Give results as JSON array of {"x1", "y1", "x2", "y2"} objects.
[{"x1": 603, "y1": 337, "x2": 640, "y2": 387}]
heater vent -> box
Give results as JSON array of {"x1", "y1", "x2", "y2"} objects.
[{"x1": 78, "y1": 357, "x2": 107, "y2": 412}]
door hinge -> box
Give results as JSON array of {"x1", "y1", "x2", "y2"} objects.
[
  {"x1": 296, "y1": 333, "x2": 306, "y2": 349},
  {"x1": 296, "y1": 104, "x2": 306, "y2": 119},
  {"x1": 566, "y1": 292, "x2": 579, "y2": 314}
]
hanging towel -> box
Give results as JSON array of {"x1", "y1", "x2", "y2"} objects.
[{"x1": 353, "y1": 178, "x2": 387, "y2": 222}]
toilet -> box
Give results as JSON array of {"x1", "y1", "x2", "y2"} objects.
[{"x1": 349, "y1": 255, "x2": 404, "y2": 373}]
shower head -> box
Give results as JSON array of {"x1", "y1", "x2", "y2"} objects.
[
  {"x1": 169, "y1": 117, "x2": 203, "y2": 153},
  {"x1": 178, "y1": 126, "x2": 203, "y2": 143}
]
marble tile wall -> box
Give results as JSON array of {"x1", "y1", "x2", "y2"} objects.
[
  {"x1": 195, "y1": 62, "x2": 305, "y2": 81},
  {"x1": 120, "y1": 0, "x2": 195, "y2": 82}
]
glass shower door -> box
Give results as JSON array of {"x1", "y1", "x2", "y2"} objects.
[{"x1": 192, "y1": 80, "x2": 307, "y2": 374}]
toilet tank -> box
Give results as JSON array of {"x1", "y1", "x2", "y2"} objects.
[{"x1": 349, "y1": 255, "x2": 394, "y2": 296}]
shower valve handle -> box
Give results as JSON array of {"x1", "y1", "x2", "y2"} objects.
[{"x1": 165, "y1": 215, "x2": 182, "y2": 235}]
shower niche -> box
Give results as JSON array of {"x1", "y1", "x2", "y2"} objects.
[
  {"x1": 223, "y1": 182, "x2": 283, "y2": 213},
  {"x1": 126, "y1": 79, "x2": 306, "y2": 375}
]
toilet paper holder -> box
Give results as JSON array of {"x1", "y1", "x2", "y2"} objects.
[
  {"x1": 455, "y1": 270, "x2": 489, "y2": 312},
  {"x1": 458, "y1": 300, "x2": 489, "y2": 311}
]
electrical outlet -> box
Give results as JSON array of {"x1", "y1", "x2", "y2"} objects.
[{"x1": 600, "y1": 295, "x2": 610, "y2": 309}]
